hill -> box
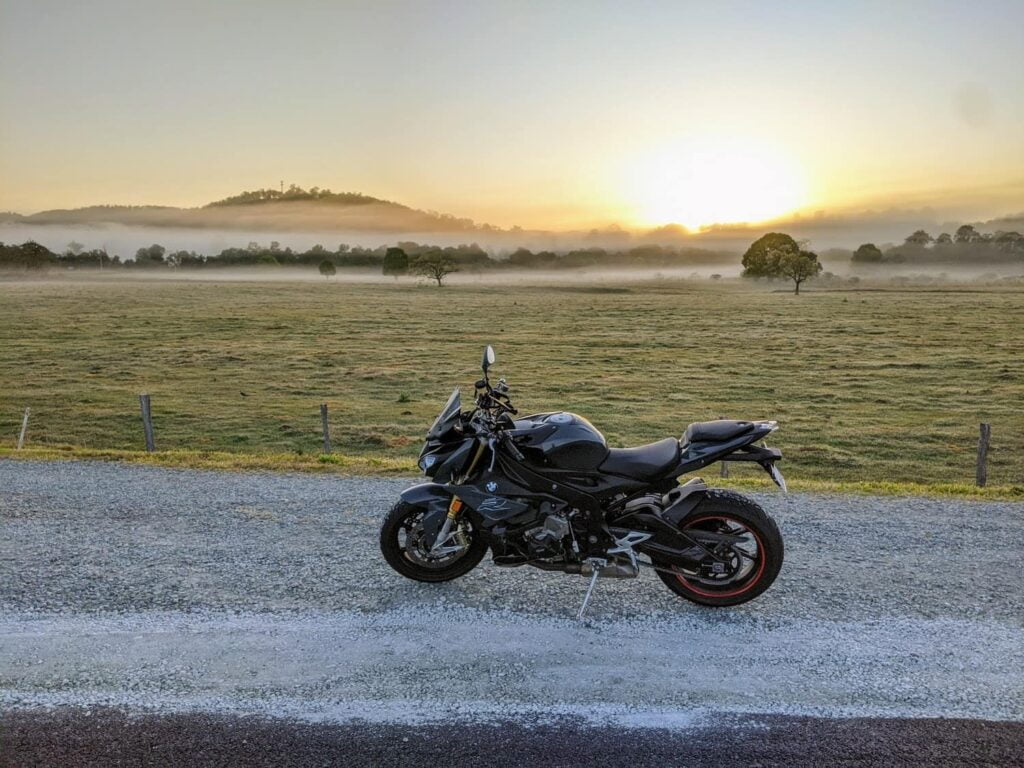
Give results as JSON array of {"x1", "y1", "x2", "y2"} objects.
[{"x1": 12, "y1": 186, "x2": 486, "y2": 234}]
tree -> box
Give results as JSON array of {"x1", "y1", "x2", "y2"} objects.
[
  {"x1": 169, "y1": 250, "x2": 203, "y2": 268},
  {"x1": 318, "y1": 259, "x2": 336, "y2": 279},
  {"x1": 778, "y1": 249, "x2": 822, "y2": 295},
  {"x1": 852, "y1": 243, "x2": 884, "y2": 263},
  {"x1": 0, "y1": 241, "x2": 54, "y2": 270},
  {"x1": 741, "y1": 233, "x2": 800, "y2": 277},
  {"x1": 904, "y1": 229, "x2": 933, "y2": 247},
  {"x1": 993, "y1": 230, "x2": 1024, "y2": 254},
  {"x1": 413, "y1": 252, "x2": 458, "y2": 286},
  {"x1": 382, "y1": 247, "x2": 409, "y2": 279},
  {"x1": 955, "y1": 224, "x2": 981, "y2": 244},
  {"x1": 134, "y1": 243, "x2": 166, "y2": 267},
  {"x1": 935, "y1": 232, "x2": 953, "y2": 246},
  {"x1": 66, "y1": 241, "x2": 84, "y2": 256}
]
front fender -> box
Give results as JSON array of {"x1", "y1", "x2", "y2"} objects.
[
  {"x1": 399, "y1": 482, "x2": 454, "y2": 509},
  {"x1": 398, "y1": 483, "x2": 453, "y2": 548},
  {"x1": 399, "y1": 481, "x2": 531, "y2": 528}
]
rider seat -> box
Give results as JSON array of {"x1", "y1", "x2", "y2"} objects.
[
  {"x1": 600, "y1": 437, "x2": 681, "y2": 481},
  {"x1": 683, "y1": 420, "x2": 755, "y2": 445}
]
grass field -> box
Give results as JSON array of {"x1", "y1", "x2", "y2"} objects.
[{"x1": 1, "y1": 275, "x2": 1022, "y2": 493}]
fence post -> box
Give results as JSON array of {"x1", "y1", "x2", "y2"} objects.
[
  {"x1": 16, "y1": 407, "x2": 30, "y2": 450},
  {"x1": 139, "y1": 394, "x2": 155, "y2": 452},
  {"x1": 320, "y1": 403, "x2": 332, "y2": 454},
  {"x1": 976, "y1": 423, "x2": 991, "y2": 487},
  {"x1": 718, "y1": 415, "x2": 729, "y2": 478}
]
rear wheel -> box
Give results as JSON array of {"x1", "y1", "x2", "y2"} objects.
[
  {"x1": 380, "y1": 501, "x2": 488, "y2": 583},
  {"x1": 654, "y1": 490, "x2": 783, "y2": 607}
]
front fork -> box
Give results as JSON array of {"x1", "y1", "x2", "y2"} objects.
[{"x1": 429, "y1": 496, "x2": 465, "y2": 555}]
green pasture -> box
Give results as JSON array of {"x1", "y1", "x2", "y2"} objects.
[{"x1": 1, "y1": 276, "x2": 1021, "y2": 492}]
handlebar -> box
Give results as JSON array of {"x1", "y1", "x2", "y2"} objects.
[{"x1": 472, "y1": 378, "x2": 518, "y2": 425}]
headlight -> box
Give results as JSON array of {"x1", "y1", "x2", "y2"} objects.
[{"x1": 419, "y1": 454, "x2": 437, "y2": 471}]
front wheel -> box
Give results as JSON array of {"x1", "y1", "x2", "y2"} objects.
[
  {"x1": 654, "y1": 489, "x2": 783, "y2": 607},
  {"x1": 380, "y1": 501, "x2": 488, "y2": 582}
]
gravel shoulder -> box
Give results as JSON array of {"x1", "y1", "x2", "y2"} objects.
[
  {"x1": 1, "y1": 459, "x2": 1023, "y2": 761},
  {"x1": 2, "y1": 459, "x2": 1022, "y2": 622}
]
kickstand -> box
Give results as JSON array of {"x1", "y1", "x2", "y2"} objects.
[{"x1": 577, "y1": 567, "x2": 601, "y2": 620}]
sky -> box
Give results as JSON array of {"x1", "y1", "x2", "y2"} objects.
[{"x1": 2, "y1": 0, "x2": 1023, "y2": 230}]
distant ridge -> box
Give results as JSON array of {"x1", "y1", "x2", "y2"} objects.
[{"x1": 9, "y1": 186, "x2": 487, "y2": 234}]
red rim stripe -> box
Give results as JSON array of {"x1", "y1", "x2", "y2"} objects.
[{"x1": 674, "y1": 515, "x2": 766, "y2": 598}]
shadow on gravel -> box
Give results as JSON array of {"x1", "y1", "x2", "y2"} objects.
[{"x1": 2, "y1": 708, "x2": 1022, "y2": 767}]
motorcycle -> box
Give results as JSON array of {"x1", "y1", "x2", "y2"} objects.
[{"x1": 380, "y1": 346, "x2": 786, "y2": 617}]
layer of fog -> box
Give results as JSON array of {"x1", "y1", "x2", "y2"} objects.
[
  {"x1": 4, "y1": 204, "x2": 1023, "y2": 261},
  {"x1": 7, "y1": 264, "x2": 1022, "y2": 288}
]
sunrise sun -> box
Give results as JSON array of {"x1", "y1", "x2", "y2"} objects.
[{"x1": 623, "y1": 138, "x2": 807, "y2": 230}]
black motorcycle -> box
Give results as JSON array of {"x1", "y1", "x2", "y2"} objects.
[{"x1": 380, "y1": 346, "x2": 786, "y2": 617}]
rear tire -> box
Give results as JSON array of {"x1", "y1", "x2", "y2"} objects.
[
  {"x1": 654, "y1": 489, "x2": 783, "y2": 607},
  {"x1": 380, "y1": 501, "x2": 488, "y2": 583}
]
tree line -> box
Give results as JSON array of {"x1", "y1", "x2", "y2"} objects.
[
  {"x1": 0, "y1": 240, "x2": 733, "y2": 274},
  {"x1": 851, "y1": 225, "x2": 1024, "y2": 265}
]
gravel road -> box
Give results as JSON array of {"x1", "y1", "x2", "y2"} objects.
[{"x1": 1, "y1": 459, "x2": 1023, "y2": 765}]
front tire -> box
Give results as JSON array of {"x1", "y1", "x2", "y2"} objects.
[
  {"x1": 654, "y1": 489, "x2": 783, "y2": 607},
  {"x1": 380, "y1": 501, "x2": 488, "y2": 583}
]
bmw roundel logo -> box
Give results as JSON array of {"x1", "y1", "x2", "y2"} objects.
[{"x1": 486, "y1": 481, "x2": 498, "y2": 492}]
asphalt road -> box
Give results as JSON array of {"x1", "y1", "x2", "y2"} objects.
[
  {"x1": 1, "y1": 460, "x2": 1022, "y2": 766},
  {"x1": 5, "y1": 709, "x2": 1023, "y2": 768}
]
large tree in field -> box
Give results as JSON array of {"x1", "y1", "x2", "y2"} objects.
[
  {"x1": 741, "y1": 232, "x2": 821, "y2": 294},
  {"x1": 382, "y1": 247, "x2": 409, "y2": 279},
  {"x1": 413, "y1": 252, "x2": 458, "y2": 286},
  {"x1": 741, "y1": 232, "x2": 801, "y2": 277}
]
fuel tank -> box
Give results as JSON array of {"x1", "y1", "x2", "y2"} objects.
[{"x1": 510, "y1": 412, "x2": 609, "y2": 470}]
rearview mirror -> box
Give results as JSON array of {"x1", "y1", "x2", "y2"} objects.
[{"x1": 482, "y1": 345, "x2": 496, "y2": 373}]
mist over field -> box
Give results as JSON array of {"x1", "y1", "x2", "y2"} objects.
[{"x1": 4, "y1": 207, "x2": 1024, "y2": 280}]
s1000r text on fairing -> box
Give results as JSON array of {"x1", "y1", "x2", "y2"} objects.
[{"x1": 381, "y1": 347, "x2": 786, "y2": 617}]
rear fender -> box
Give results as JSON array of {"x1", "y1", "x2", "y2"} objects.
[{"x1": 720, "y1": 443, "x2": 787, "y2": 491}]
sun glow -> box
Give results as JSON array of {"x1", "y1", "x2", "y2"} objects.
[{"x1": 622, "y1": 138, "x2": 807, "y2": 230}]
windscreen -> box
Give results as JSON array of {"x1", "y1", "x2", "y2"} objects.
[{"x1": 427, "y1": 388, "x2": 461, "y2": 438}]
